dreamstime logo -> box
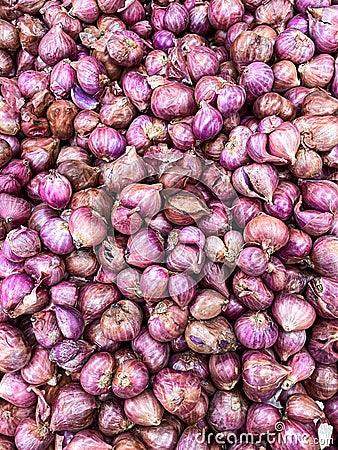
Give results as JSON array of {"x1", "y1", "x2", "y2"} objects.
[
  {"x1": 95, "y1": 148, "x2": 241, "y2": 296},
  {"x1": 194, "y1": 422, "x2": 334, "y2": 449}
]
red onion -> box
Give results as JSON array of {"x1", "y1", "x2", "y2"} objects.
[
  {"x1": 272, "y1": 294, "x2": 316, "y2": 332},
  {"x1": 84, "y1": 320, "x2": 120, "y2": 352},
  {"x1": 54, "y1": 304, "x2": 84, "y2": 340},
  {"x1": 38, "y1": 24, "x2": 77, "y2": 66},
  {"x1": 38, "y1": 171, "x2": 72, "y2": 210},
  {"x1": 150, "y1": 80, "x2": 197, "y2": 121},
  {"x1": 185, "y1": 46, "x2": 220, "y2": 82},
  {"x1": 185, "y1": 316, "x2": 237, "y2": 354},
  {"x1": 124, "y1": 389, "x2": 163, "y2": 426},
  {"x1": 101, "y1": 300, "x2": 143, "y2": 341},
  {"x1": 126, "y1": 228, "x2": 165, "y2": 268},
  {"x1": 0, "y1": 372, "x2": 36, "y2": 408},
  {"x1": 325, "y1": 395, "x2": 338, "y2": 432},
  {"x1": 168, "y1": 273, "x2": 196, "y2": 308},
  {"x1": 207, "y1": 388, "x2": 249, "y2": 432},
  {"x1": 50, "y1": 383, "x2": 97, "y2": 432},
  {"x1": 163, "y1": 2, "x2": 189, "y2": 33},
  {"x1": 233, "y1": 271, "x2": 274, "y2": 310},
  {"x1": 246, "y1": 403, "x2": 281, "y2": 434},
  {"x1": 208, "y1": 0, "x2": 244, "y2": 29},
  {"x1": 306, "y1": 276, "x2": 338, "y2": 319},
  {"x1": 132, "y1": 326, "x2": 170, "y2": 373},
  {"x1": 308, "y1": 5, "x2": 338, "y2": 53},
  {"x1": 0, "y1": 402, "x2": 35, "y2": 438},
  {"x1": 106, "y1": 31, "x2": 144, "y2": 68},
  {"x1": 148, "y1": 299, "x2": 189, "y2": 342},
  {"x1": 21, "y1": 345, "x2": 55, "y2": 385},
  {"x1": 88, "y1": 125, "x2": 126, "y2": 161},
  {"x1": 153, "y1": 368, "x2": 201, "y2": 415},
  {"x1": 69, "y1": 207, "x2": 107, "y2": 248},
  {"x1": 50, "y1": 60, "x2": 77, "y2": 99},
  {"x1": 209, "y1": 352, "x2": 241, "y2": 390},
  {"x1": 24, "y1": 252, "x2": 65, "y2": 286},
  {"x1": 235, "y1": 311, "x2": 278, "y2": 349},
  {"x1": 112, "y1": 358, "x2": 149, "y2": 399},
  {"x1": 308, "y1": 319, "x2": 338, "y2": 364},
  {"x1": 31, "y1": 310, "x2": 62, "y2": 349},
  {"x1": 192, "y1": 102, "x2": 223, "y2": 140},
  {"x1": 0, "y1": 0, "x2": 337, "y2": 443},
  {"x1": 39, "y1": 218, "x2": 74, "y2": 255},
  {"x1": 77, "y1": 283, "x2": 120, "y2": 325},
  {"x1": 80, "y1": 352, "x2": 115, "y2": 395},
  {"x1": 237, "y1": 246, "x2": 268, "y2": 276},
  {"x1": 0, "y1": 324, "x2": 31, "y2": 372},
  {"x1": 242, "y1": 350, "x2": 291, "y2": 402},
  {"x1": 232, "y1": 163, "x2": 279, "y2": 204},
  {"x1": 98, "y1": 400, "x2": 132, "y2": 437},
  {"x1": 190, "y1": 289, "x2": 228, "y2": 320},
  {"x1": 311, "y1": 235, "x2": 338, "y2": 279},
  {"x1": 49, "y1": 338, "x2": 95, "y2": 372},
  {"x1": 14, "y1": 418, "x2": 54, "y2": 450},
  {"x1": 64, "y1": 430, "x2": 112, "y2": 450},
  {"x1": 283, "y1": 349, "x2": 316, "y2": 389}
]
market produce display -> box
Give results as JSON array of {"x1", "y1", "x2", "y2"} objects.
[{"x1": 1, "y1": 0, "x2": 338, "y2": 448}]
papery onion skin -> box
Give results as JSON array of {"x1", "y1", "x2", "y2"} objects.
[
  {"x1": 207, "y1": 388, "x2": 249, "y2": 432},
  {"x1": 0, "y1": 324, "x2": 31, "y2": 373},
  {"x1": 153, "y1": 368, "x2": 201, "y2": 415},
  {"x1": 311, "y1": 236, "x2": 338, "y2": 279},
  {"x1": 50, "y1": 383, "x2": 97, "y2": 432},
  {"x1": 151, "y1": 82, "x2": 197, "y2": 121}
]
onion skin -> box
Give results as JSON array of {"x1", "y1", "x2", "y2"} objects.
[
  {"x1": 0, "y1": 324, "x2": 31, "y2": 373},
  {"x1": 151, "y1": 82, "x2": 197, "y2": 121},
  {"x1": 311, "y1": 236, "x2": 338, "y2": 279},
  {"x1": 207, "y1": 388, "x2": 249, "y2": 432},
  {"x1": 246, "y1": 403, "x2": 281, "y2": 434},
  {"x1": 124, "y1": 389, "x2": 163, "y2": 426},
  {"x1": 153, "y1": 368, "x2": 201, "y2": 415},
  {"x1": 209, "y1": 352, "x2": 241, "y2": 390},
  {"x1": 101, "y1": 300, "x2": 143, "y2": 342},
  {"x1": 272, "y1": 294, "x2": 316, "y2": 332},
  {"x1": 50, "y1": 383, "x2": 97, "y2": 432},
  {"x1": 325, "y1": 395, "x2": 338, "y2": 432},
  {"x1": 242, "y1": 350, "x2": 291, "y2": 402}
]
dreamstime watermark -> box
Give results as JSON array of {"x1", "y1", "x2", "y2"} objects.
[{"x1": 194, "y1": 422, "x2": 334, "y2": 448}]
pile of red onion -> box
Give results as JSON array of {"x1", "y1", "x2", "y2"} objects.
[{"x1": 1, "y1": 0, "x2": 338, "y2": 449}]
